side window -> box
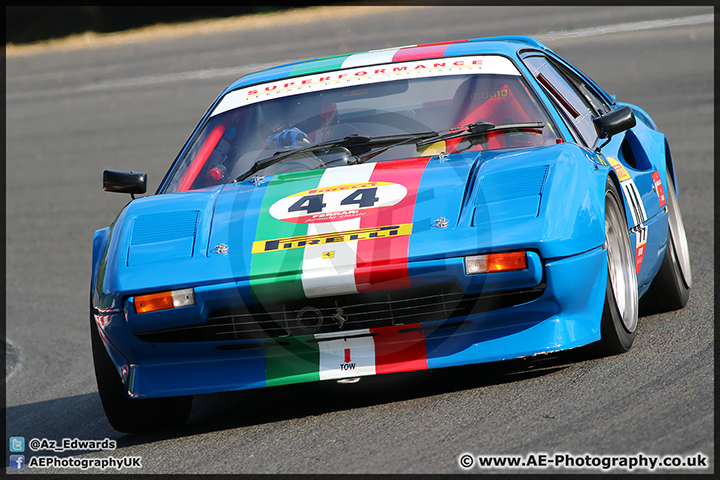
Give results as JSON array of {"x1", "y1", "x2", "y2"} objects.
[
  {"x1": 553, "y1": 59, "x2": 613, "y2": 116},
  {"x1": 523, "y1": 55, "x2": 599, "y2": 147},
  {"x1": 572, "y1": 74, "x2": 611, "y2": 115}
]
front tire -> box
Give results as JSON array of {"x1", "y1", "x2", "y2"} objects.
[
  {"x1": 595, "y1": 178, "x2": 638, "y2": 355},
  {"x1": 639, "y1": 172, "x2": 691, "y2": 315},
  {"x1": 90, "y1": 310, "x2": 192, "y2": 433}
]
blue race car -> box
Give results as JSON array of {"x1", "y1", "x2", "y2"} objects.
[{"x1": 91, "y1": 36, "x2": 691, "y2": 432}]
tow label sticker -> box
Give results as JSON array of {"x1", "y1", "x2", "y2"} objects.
[{"x1": 316, "y1": 333, "x2": 376, "y2": 380}]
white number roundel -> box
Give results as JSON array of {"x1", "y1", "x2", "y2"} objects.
[{"x1": 269, "y1": 181, "x2": 408, "y2": 223}]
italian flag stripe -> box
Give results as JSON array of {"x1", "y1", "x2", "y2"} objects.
[
  {"x1": 251, "y1": 160, "x2": 428, "y2": 301},
  {"x1": 265, "y1": 324, "x2": 429, "y2": 386},
  {"x1": 264, "y1": 335, "x2": 319, "y2": 387},
  {"x1": 251, "y1": 159, "x2": 432, "y2": 385},
  {"x1": 289, "y1": 54, "x2": 351, "y2": 77},
  {"x1": 371, "y1": 324, "x2": 428, "y2": 374},
  {"x1": 355, "y1": 158, "x2": 429, "y2": 292},
  {"x1": 301, "y1": 163, "x2": 377, "y2": 298},
  {"x1": 392, "y1": 44, "x2": 451, "y2": 63},
  {"x1": 341, "y1": 48, "x2": 401, "y2": 69},
  {"x1": 249, "y1": 170, "x2": 325, "y2": 304}
]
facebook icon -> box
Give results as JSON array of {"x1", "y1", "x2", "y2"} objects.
[{"x1": 10, "y1": 455, "x2": 25, "y2": 470}]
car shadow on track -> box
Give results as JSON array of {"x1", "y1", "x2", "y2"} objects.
[
  {"x1": 4, "y1": 344, "x2": 604, "y2": 451},
  {"x1": 110, "y1": 343, "x2": 600, "y2": 445}
]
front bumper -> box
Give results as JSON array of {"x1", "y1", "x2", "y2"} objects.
[{"x1": 93, "y1": 246, "x2": 607, "y2": 398}]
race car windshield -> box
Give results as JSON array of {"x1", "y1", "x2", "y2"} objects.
[{"x1": 164, "y1": 57, "x2": 559, "y2": 193}]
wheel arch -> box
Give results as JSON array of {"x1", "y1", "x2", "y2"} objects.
[
  {"x1": 91, "y1": 227, "x2": 111, "y2": 307},
  {"x1": 664, "y1": 138, "x2": 679, "y2": 197},
  {"x1": 604, "y1": 167, "x2": 633, "y2": 231}
]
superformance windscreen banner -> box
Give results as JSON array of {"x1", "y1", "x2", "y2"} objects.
[{"x1": 211, "y1": 55, "x2": 521, "y2": 117}]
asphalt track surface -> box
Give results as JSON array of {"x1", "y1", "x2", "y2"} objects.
[{"x1": 5, "y1": 5, "x2": 714, "y2": 474}]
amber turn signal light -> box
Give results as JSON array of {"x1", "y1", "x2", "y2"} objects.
[
  {"x1": 134, "y1": 288, "x2": 195, "y2": 314},
  {"x1": 465, "y1": 251, "x2": 527, "y2": 275}
]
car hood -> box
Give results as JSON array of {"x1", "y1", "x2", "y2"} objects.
[{"x1": 106, "y1": 144, "x2": 604, "y2": 300}]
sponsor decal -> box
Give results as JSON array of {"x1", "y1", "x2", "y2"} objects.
[
  {"x1": 621, "y1": 180, "x2": 647, "y2": 228},
  {"x1": 606, "y1": 157, "x2": 631, "y2": 182},
  {"x1": 635, "y1": 225, "x2": 648, "y2": 274},
  {"x1": 269, "y1": 181, "x2": 408, "y2": 224},
  {"x1": 244, "y1": 58, "x2": 486, "y2": 99},
  {"x1": 211, "y1": 55, "x2": 520, "y2": 117},
  {"x1": 651, "y1": 170, "x2": 667, "y2": 207},
  {"x1": 607, "y1": 157, "x2": 650, "y2": 273},
  {"x1": 471, "y1": 88, "x2": 509, "y2": 101},
  {"x1": 252, "y1": 224, "x2": 413, "y2": 254}
]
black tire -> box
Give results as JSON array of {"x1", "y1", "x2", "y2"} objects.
[
  {"x1": 594, "y1": 178, "x2": 638, "y2": 356},
  {"x1": 639, "y1": 172, "x2": 691, "y2": 315},
  {"x1": 90, "y1": 309, "x2": 192, "y2": 433}
]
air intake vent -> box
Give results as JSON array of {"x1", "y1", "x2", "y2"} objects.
[
  {"x1": 127, "y1": 211, "x2": 199, "y2": 267},
  {"x1": 472, "y1": 166, "x2": 549, "y2": 226},
  {"x1": 131, "y1": 211, "x2": 199, "y2": 245},
  {"x1": 477, "y1": 165, "x2": 549, "y2": 203}
]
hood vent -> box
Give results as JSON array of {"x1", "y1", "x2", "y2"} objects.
[
  {"x1": 473, "y1": 165, "x2": 549, "y2": 226},
  {"x1": 477, "y1": 165, "x2": 549, "y2": 203},
  {"x1": 130, "y1": 211, "x2": 199, "y2": 245},
  {"x1": 128, "y1": 211, "x2": 199, "y2": 266}
]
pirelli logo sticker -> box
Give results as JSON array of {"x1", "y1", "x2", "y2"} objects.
[{"x1": 252, "y1": 224, "x2": 413, "y2": 254}]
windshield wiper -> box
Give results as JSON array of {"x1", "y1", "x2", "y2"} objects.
[
  {"x1": 234, "y1": 134, "x2": 371, "y2": 182},
  {"x1": 348, "y1": 131, "x2": 442, "y2": 165},
  {"x1": 416, "y1": 121, "x2": 545, "y2": 147},
  {"x1": 234, "y1": 131, "x2": 438, "y2": 182}
]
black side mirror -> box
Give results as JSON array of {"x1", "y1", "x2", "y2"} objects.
[
  {"x1": 593, "y1": 106, "x2": 636, "y2": 152},
  {"x1": 103, "y1": 170, "x2": 147, "y2": 199}
]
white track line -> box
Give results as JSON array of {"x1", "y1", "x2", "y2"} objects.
[
  {"x1": 536, "y1": 13, "x2": 713, "y2": 41},
  {"x1": 92, "y1": 13, "x2": 715, "y2": 90},
  {"x1": 8, "y1": 13, "x2": 713, "y2": 100}
]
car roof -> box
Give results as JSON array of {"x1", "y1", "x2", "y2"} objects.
[{"x1": 223, "y1": 36, "x2": 551, "y2": 94}]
